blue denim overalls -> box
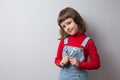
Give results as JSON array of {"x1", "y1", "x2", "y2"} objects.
[{"x1": 59, "y1": 37, "x2": 90, "y2": 80}]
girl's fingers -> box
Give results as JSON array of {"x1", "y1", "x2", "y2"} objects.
[
  {"x1": 69, "y1": 57, "x2": 73, "y2": 60},
  {"x1": 62, "y1": 56, "x2": 69, "y2": 64},
  {"x1": 69, "y1": 57, "x2": 78, "y2": 66}
]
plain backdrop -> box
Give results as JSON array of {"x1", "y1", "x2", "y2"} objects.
[{"x1": 0, "y1": 0, "x2": 120, "y2": 80}]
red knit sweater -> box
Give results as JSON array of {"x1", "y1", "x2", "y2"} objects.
[{"x1": 54, "y1": 32, "x2": 100, "y2": 70}]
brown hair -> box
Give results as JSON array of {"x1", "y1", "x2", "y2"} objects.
[{"x1": 57, "y1": 7, "x2": 87, "y2": 40}]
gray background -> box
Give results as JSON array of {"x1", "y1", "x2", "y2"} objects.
[{"x1": 0, "y1": 0, "x2": 120, "y2": 80}]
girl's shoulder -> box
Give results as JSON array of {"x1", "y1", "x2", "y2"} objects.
[{"x1": 85, "y1": 37, "x2": 97, "y2": 50}]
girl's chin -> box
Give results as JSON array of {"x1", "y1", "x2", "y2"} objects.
[
  {"x1": 70, "y1": 31, "x2": 78, "y2": 35},
  {"x1": 69, "y1": 32, "x2": 76, "y2": 35}
]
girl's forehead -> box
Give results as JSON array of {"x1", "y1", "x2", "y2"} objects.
[{"x1": 60, "y1": 18, "x2": 73, "y2": 25}]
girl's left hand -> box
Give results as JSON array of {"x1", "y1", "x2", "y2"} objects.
[{"x1": 69, "y1": 57, "x2": 79, "y2": 67}]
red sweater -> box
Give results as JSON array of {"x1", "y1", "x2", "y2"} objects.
[{"x1": 54, "y1": 32, "x2": 100, "y2": 70}]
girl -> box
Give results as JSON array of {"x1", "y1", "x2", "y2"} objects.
[{"x1": 54, "y1": 7, "x2": 100, "y2": 80}]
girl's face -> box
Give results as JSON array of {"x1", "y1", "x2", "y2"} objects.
[{"x1": 60, "y1": 18, "x2": 79, "y2": 36}]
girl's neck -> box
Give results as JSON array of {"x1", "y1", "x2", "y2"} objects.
[{"x1": 70, "y1": 32, "x2": 83, "y2": 37}]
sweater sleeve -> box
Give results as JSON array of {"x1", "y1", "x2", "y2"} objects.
[
  {"x1": 54, "y1": 40, "x2": 64, "y2": 67},
  {"x1": 78, "y1": 39, "x2": 101, "y2": 70}
]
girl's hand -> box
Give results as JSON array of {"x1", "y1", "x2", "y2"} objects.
[
  {"x1": 60, "y1": 56, "x2": 69, "y2": 66},
  {"x1": 69, "y1": 57, "x2": 79, "y2": 67}
]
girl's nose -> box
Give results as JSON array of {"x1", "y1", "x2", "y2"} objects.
[{"x1": 66, "y1": 26, "x2": 70, "y2": 30}]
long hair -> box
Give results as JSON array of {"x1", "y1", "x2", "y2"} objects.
[{"x1": 57, "y1": 7, "x2": 87, "y2": 40}]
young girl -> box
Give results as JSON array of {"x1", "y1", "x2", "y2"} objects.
[{"x1": 54, "y1": 7, "x2": 100, "y2": 80}]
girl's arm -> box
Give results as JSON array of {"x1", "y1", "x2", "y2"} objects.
[
  {"x1": 78, "y1": 39, "x2": 101, "y2": 70},
  {"x1": 54, "y1": 40, "x2": 64, "y2": 67}
]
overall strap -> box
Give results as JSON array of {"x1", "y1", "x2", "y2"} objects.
[
  {"x1": 81, "y1": 37, "x2": 91, "y2": 47},
  {"x1": 64, "y1": 37, "x2": 68, "y2": 44}
]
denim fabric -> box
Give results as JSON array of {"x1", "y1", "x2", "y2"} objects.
[{"x1": 59, "y1": 37, "x2": 90, "y2": 80}]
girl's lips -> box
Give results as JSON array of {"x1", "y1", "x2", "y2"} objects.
[{"x1": 68, "y1": 29, "x2": 73, "y2": 33}]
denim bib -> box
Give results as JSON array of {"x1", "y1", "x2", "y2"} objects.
[{"x1": 59, "y1": 37, "x2": 90, "y2": 80}]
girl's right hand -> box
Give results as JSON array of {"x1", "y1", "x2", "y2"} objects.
[{"x1": 60, "y1": 56, "x2": 69, "y2": 66}]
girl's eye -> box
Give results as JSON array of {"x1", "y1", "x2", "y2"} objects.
[
  {"x1": 67, "y1": 21, "x2": 71, "y2": 25},
  {"x1": 62, "y1": 25, "x2": 66, "y2": 28}
]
